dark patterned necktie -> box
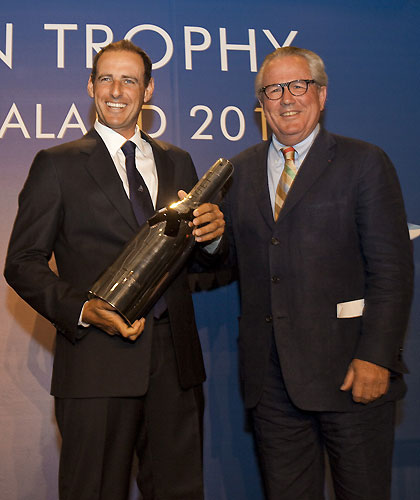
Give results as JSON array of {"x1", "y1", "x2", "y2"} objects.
[
  {"x1": 121, "y1": 140, "x2": 167, "y2": 318},
  {"x1": 121, "y1": 140, "x2": 154, "y2": 225}
]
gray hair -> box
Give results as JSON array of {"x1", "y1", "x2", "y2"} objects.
[{"x1": 255, "y1": 46, "x2": 328, "y2": 96}]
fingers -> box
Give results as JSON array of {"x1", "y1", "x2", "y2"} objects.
[
  {"x1": 340, "y1": 365, "x2": 354, "y2": 392},
  {"x1": 341, "y1": 359, "x2": 390, "y2": 404},
  {"x1": 176, "y1": 191, "x2": 225, "y2": 242},
  {"x1": 122, "y1": 318, "x2": 146, "y2": 341},
  {"x1": 192, "y1": 203, "x2": 225, "y2": 242},
  {"x1": 82, "y1": 298, "x2": 145, "y2": 339},
  {"x1": 351, "y1": 359, "x2": 390, "y2": 404},
  {"x1": 82, "y1": 298, "x2": 116, "y2": 332},
  {"x1": 110, "y1": 313, "x2": 145, "y2": 340}
]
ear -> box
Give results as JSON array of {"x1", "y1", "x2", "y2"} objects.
[
  {"x1": 87, "y1": 77, "x2": 94, "y2": 98},
  {"x1": 143, "y1": 77, "x2": 154, "y2": 104},
  {"x1": 318, "y1": 86, "x2": 327, "y2": 111}
]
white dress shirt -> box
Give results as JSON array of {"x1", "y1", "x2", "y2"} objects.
[{"x1": 94, "y1": 120, "x2": 158, "y2": 208}]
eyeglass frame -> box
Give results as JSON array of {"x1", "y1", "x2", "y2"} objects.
[{"x1": 258, "y1": 79, "x2": 318, "y2": 100}]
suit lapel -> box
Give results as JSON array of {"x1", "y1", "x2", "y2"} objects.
[
  {"x1": 81, "y1": 129, "x2": 138, "y2": 231},
  {"x1": 276, "y1": 128, "x2": 336, "y2": 222},
  {"x1": 142, "y1": 132, "x2": 175, "y2": 210},
  {"x1": 249, "y1": 141, "x2": 275, "y2": 230}
]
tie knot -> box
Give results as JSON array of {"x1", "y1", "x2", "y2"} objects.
[
  {"x1": 121, "y1": 140, "x2": 136, "y2": 158},
  {"x1": 281, "y1": 146, "x2": 295, "y2": 162}
]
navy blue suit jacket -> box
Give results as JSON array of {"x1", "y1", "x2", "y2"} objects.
[
  {"x1": 225, "y1": 128, "x2": 413, "y2": 410},
  {"x1": 5, "y1": 129, "x2": 206, "y2": 398}
]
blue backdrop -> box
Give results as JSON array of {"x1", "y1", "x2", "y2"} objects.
[{"x1": 1, "y1": 1, "x2": 419, "y2": 498}]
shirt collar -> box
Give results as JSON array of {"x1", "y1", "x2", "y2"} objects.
[
  {"x1": 271, "y1": 123, "x2": 320, "y2": 160},
  {"x1": 94, "y1": 120, "x2": 147, "y2": 156}
]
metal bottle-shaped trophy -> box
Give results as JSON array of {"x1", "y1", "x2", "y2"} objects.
[{"x1": 89, "y1": 158, "x2": 233, "y2": 325}]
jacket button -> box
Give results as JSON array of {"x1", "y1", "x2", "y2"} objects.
[
  {"x1": 271, "y1": 237, "x2": 280, "y2": 245},
  {"x1": 271, "y1": 276, "x2": 280, "y2": 283},
  {"x1": 265, "y1": 315, "x2": 272, "y2": 323}
]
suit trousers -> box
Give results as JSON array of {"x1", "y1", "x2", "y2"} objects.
[
  {"x1": 55, "y1": 318, "x2": 204, "y2": 500},
  {"x1": 252, "y1": 336, "x2": 396, "y2": 500}
]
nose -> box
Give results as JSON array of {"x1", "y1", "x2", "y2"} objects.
[
  {"x1": 110, "y1": 81, "x2": 122, "y2": 98},
  {"x1": 280, "y1": 85, "x2": 296, "y2": 104}
]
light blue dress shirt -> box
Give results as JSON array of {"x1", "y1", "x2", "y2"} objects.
[{"x1": 267, "y1": 124, "x2": 320, "y2": 215}]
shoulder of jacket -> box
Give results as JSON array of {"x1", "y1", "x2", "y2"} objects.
[
  {"x1": 230, "y1": 141, "x2": 269, "y2": 164},
  {"x1": 39, "y1": 130, "x2": 97, "y2": 158},
  {"x1": 329, "y1": 131, "x2": 384, "y2": 155}
]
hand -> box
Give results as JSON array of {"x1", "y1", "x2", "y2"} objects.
[
  {"x1": 178, "y1": 190, "x2": 225, "y2": 243},
  {"x1": 82, "y1": 298, "x2": 145, "y2": 341},
  {"x1": 340, "y1": 358, "x2": 390, "y2": 404}
]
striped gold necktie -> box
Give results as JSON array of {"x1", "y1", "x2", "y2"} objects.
[{"x1": 274, "y1": 146, "x2": 297, "y2": 221}]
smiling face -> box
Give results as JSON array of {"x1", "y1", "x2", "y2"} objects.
[
  {"x1": 87, "y1": 50, "x2": 154, "y2": 139},
  {"x1": 259, "y1": 55, "x2": 327, "y2": 146}
]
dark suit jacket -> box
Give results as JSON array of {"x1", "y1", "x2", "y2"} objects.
[
  {"x1": 4, "y1": 128, "x2": 207, "y2": 398},
  {"x1": 225, "y1": 127, "x2": 414, "y2": 411}
]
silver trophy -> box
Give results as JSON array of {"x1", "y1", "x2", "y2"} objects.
[{"x1": 89, "y1": 158, "x2": 233, "y2": 324}]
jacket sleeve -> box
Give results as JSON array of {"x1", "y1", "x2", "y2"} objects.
[
  {"x1": 354, "y1": 146, "x2": 414, "y2": 372},
  {"x1": 4, "y1": 150, "x2": 88, "y2": 344}
]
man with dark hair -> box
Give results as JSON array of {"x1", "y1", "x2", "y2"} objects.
[
  {"x1": 90, "y1": 39, "x2": 153, "y2": 86},
  {"x1": 224, "y1": 46, "x2": 413, "y2": 499},
  {"x1": 4, "y1": 40, "x2": 225, "y2": 500}
]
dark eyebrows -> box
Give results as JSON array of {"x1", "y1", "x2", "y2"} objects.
[
  {"x1": 96, "y1": 73, "x2": 111, "y2": 80},
  {"x1": 121, "y1": 74, "x2": 139, "y2": 82},
  {"x1": 96, "y1": 73, "x2": 139, "y2": 83}
]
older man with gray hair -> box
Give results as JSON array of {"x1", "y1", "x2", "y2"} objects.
[{"x1": 223, "y1": 46, "x2": 413, "y2": 499}]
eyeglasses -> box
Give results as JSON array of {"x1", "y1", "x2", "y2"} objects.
[{"x1": 259, "y1": 80, "x2": 317, "y2": 100}]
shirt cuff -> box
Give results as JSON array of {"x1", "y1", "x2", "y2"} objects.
[
  {"x1": 78, "y1": 301, "x2": 90, "y2": 327},
  {"x1": 202, "y1": 236, "x2": 222, "y2": 254}
]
